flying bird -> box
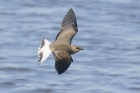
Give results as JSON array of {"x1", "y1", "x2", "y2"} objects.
[{"x1": 38, "y1": 8, "x2": 84, "y2": 75}]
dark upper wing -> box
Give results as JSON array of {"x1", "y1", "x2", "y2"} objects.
[
  {"x1": 55, "y1": 8, "x2": 78, "y2": 44},
  {"x1": 53, "y1": 51, "x2": 73, "y2": 75}
]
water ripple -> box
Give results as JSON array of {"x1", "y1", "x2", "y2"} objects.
[{"x1": 0, "y1": 0, "x2": 140, "y2": 93}]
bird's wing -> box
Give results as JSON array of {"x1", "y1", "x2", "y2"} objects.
[
  {"x1": 38, "y1": 38, "x2": 51, "y2": 65},
  {"x1": 53, "y1": 51, "x2": 73, "y2": 75},
  {"x1": 55, "y1": 8, "x2": 78, "y2": 44}
]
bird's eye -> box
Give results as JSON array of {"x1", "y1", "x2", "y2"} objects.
[{"x1": 76, "y1": 47, "x2": 79, "y2": 49}]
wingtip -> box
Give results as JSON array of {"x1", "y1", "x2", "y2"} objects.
[
  {"x1": 68, "y1": 8, "x2": 74, "y2": 14},
  {"x1": 69, "y1": 8, "x2": 73, "y2": 11},
  {"x1": 61, "y1": 8, "x2": 77, "y2": 31},
  {"x1": 56, "y1": 68, "x2": 68, "y2": 75},
  {"x1": 57, "y1": 72, "x2": 62, "y2": 75},
  {"x1": 56, "y1": 69, "x2": 63, "y2": 75}
]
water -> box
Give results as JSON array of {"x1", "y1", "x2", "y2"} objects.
[{"x1": 0, "y1": 0, "x2": 140, "y2": 93}]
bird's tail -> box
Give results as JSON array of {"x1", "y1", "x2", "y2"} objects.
[{"x1": 38, "y1": 37, "x2": 51, "y2": 65}]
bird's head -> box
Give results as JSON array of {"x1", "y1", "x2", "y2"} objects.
[{"x1": 72, "y1": 46, "x2": 84, "y2": 54}]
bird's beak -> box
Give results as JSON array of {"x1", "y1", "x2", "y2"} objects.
[{"x1": 81, "y1": 48, "x2": 84, "y2": 50}]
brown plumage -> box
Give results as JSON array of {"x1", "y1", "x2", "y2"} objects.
[
  {"x1": 38, "y1": 8, "x2": 83, "y2": 75},
  {"x1": 49, "y1": 8, "x2": 84, "y2": 75},
  {"x1": 55, "y1": 8, "x2": 78, "y2": 44}
]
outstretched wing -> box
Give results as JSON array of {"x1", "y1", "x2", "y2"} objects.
[
  {"x1": 55, "y1": 8, "x2": 78, "y2": 44},
  {"x1": 38, "y1": 38, "x2": 51, "y2": 65},
  {"x1": 53, "y1": 51, "x2": 73, "y2": 75}
]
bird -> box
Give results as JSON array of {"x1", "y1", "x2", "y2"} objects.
[{"x1": 38, "y1": 8, "x2": 84, "y2": 75}]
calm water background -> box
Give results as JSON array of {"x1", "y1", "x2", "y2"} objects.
[{"x1": 0, "y1": 0, "x2": 140, "y2": 93}]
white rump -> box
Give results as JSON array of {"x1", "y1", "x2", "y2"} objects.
[{"x1": 38, "y1": 38, "x2": 51, "y2": 65}]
